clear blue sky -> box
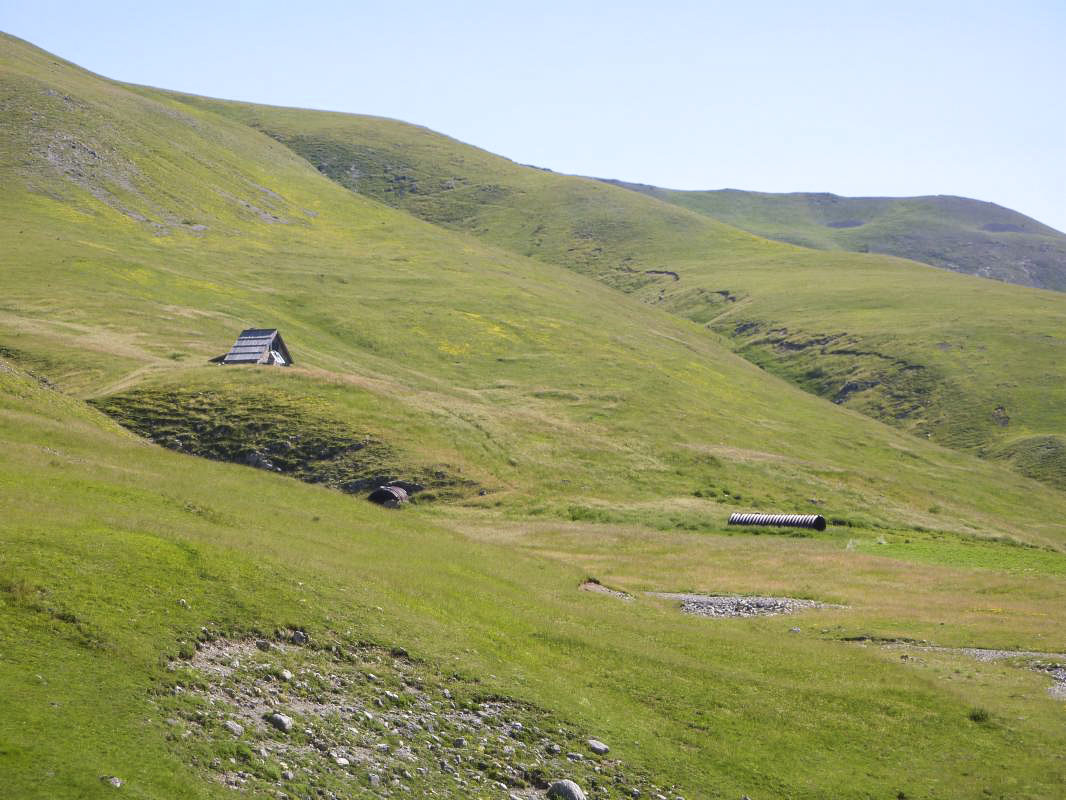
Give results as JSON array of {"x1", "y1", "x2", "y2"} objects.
[{"x1": 4, "y1": 0, "x2": 1065, "y2": 231}]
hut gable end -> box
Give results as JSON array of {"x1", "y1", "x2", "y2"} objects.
[{"x1": 216, "y1": 328, "x2": 293, "y2": 366}]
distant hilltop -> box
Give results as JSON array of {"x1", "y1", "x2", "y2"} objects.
[{"x1": 597, "y1": 181, "x2": 1066, "y2": 292}]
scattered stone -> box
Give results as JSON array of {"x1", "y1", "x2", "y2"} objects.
[
  {"x1": 256, "y1": 640, "x2": 272, "y2": 652},
  {"x1": 177, "y1": 598, "x2": 188, "y2": 608},
  {"x1": 171, "y1": 637, "x2": 681, "y2": 799},
  {"x1": 223, "y1": 720, "x2": 244, "y2": 737},
  {"x1": 267, "y1": 713, "x2": 293, "y2": 733},
  {"x1": 548, "y1": 779, "x2": 588, "y2": 800},
  {"x1": 789, "y1": 627, "x2": 802, "y2": 633},
  {"x1": 648, "y1": 593, "x2": 843, "y2": 618},
  {"x1": 587, "y1": 739, "x2": 609, "y2": 755},
  {"x1": 280, "y1": 669, "x2": 293, "y2": 681},
  {"x1": 100, "y1": 776, "x2": 123, "y2": 788},
  {"x1": 291, "y1": 630, "x2": 309, "y2": 645}
]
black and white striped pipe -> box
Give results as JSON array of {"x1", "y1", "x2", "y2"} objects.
[{"x1": 728, "y1": 513, "x2": 827, "y2": 531}]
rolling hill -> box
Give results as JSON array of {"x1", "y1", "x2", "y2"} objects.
[
  {"x1": 598, "y1": 183, "x2": 1066, "y2": 293},
  {"x1": 148, "y1": 89, "x2": 1066, "y2": 491},
  {"x1": 3, "y1": 32, "x2": 1066, "y2": 800}
]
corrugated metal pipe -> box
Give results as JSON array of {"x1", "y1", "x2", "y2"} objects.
[{"x1": 728, "y1": 512, "x2": 827, "y2": 531}]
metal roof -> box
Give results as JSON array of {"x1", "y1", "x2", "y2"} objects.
[
  {"x1": 219, "y1": 329, "x2": 293, "y2": 366},
  {"x1": 367, "y1": 485, "x2": 409, "y2": 506}
]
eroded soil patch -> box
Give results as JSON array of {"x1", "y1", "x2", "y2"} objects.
[
  {"x1": 157, "y1": 632, "x2": 684, "y2": 799},
  {"x1": 648, "y1": 593, "x2": 843, "y2": 618}
]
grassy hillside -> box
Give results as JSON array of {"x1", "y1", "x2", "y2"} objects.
[
  {"x1": 4, "y1": 33, "x2": 1061, "y2": 532},
  {"x1": 600, "y1": 183, "x2": 1066, "y2": 293},
  {"x1": 157, "y1": 92, "x2": 1066, "y2": 489},
  {"x1": 4, "y1": 32, "x2": 1066, "y2": 799},
  {"x1": 7, "y1": 346, "x2": 1066, "y2": 800}
]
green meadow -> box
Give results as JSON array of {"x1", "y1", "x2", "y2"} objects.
[{"x1": 2, "y1": 32, "x2": 1066, "y2": 799}]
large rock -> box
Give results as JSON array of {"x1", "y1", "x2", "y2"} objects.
[
  {"x1": 547, "y1": 779, "x2": 587, "y2": 800},
  {"x1": 223, "y1": 720, "x2": 244, "y2": 737},
  {"x1": 587, "y1": 738, "x2": 609, "y2": 755},
  {"x1": 266, "y1": 712, "x2": 293, "y2": 732}
]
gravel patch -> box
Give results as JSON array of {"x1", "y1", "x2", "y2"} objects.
[
  {"x1": 1040, "y1": 665, "x2": 1066, "y2": 699},
  {"x1": 938, "y1": 647, "x2": 1066, "y2": 663},
  {"x1": 648, "y1": 593, "x2": 842, "y2": 618}
]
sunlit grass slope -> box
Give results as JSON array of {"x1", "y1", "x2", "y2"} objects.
[
  {"x1": 160, "y1": 89, "x2": 1066, "y2": 488},
  {"x1": 5, "y1": 340, "x2": 1066, "y2": 800},
  {"x1": 600, "y1": 182, "x2": 1066, "y2": 292},
  {"x1": 2, "y1": 32, "x2": 1062, "y2": 538},
  {"x1": 4, "y1": 32, "x2": 1066, "y2": 800}
]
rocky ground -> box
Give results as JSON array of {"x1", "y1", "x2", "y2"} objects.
[
  {"x1": 155, "y1": 631, "x2": 687, "y2": 800},
  {"x1": 647, "y1": 593, "x2": 842, "y2": 618}
]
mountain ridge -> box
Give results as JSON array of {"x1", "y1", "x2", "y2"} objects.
[{"x1": 597, "y1": 180, "x2": 1066, "y2": 292}]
